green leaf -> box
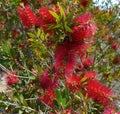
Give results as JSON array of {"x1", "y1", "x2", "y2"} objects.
[
  {"x1": 53, "y1": 100, "x2": 59, "y2": 107},
  {"x1": 27, "y1": 32, "x2": 36, "y2": 38},
  {"x1": 1, "y1": 40, "x2": 11, "y2": 55},
  {"x1": 49, "y1": 10, "x2": 59, "y2": 22},
  {"x1": 66, "y1": 9, "x2": 74, "y2": 21},
  {"x1": 57, "y1": 2, "x2": 66, "y2": 19},
  {"x1": 48, "y1": 24, "x2": 61, "y2": 29},
  {"x1": 19, "y1": 95, "x2": 28, "y2": 106},
  {"x1": 37, "y1": 29, "x2": 41, "y2": 38},
  {"x1": 64, "y1": 22, "x2": 72, "y2": 32},
  {"x1": 62, "y1": 89, "x2": 68, "y2": 99},
  {"x1": 64, "y1": 101, "x2": 72, "y2": 108},
  {"x1": 55, "y1": 89, "x2": 62, "y2": 103},
  {"x1": 19, "y1": 110, "x2": 23, "y2": 114},
  {"x1": 61, "y1": 98, "x2": 66, "y2": 106}
]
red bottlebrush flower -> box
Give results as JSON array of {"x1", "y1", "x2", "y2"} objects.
[
  {"x1": 80, "y1": 0, "x2": 88, "y2": 7},
  {"x1": 65, "y1": 52, "x2": 77, "y2": 75},
  {"x1": 102, "y1": 106, "x2": 115, "y2": 114},
  {"x1": 36, "y1": 6, "x2": 56, "y2": 34},
  {"x1": 71, "y1": 12, "x2": 97, "y2": 41},
  {"x1": 4, "y1": 71, "x2": 19, "y2": 86},
  {"x1": 82, "y1": 57, "x2": 94, "y2": 68},
  {"x1": 75, "y1": 12, "x2": 92, "y2": 25},
  {"x1": 21, "y1": 0, "x2": 29, "y2": 6},
  {"x1": 39, "y1": 89, "x2": 56, "y2": 107},
  {"x1": 17, "y1": 6, "x2": 36, "y2": 28},
  {"x1": 86, "y1": 79, "x2": 114, "y2": 106},
  {"x1": 66, "y1": 75, "x2": 81, "y2": 92},
  {"x1": 78, "y1": 43, "x2": 89, "y2": 56},
  {"x1": 54, "y1": 43, "x2": 67, "y2": 71},
  {"x1": 83, "y1": 70, "x2": 96, "y2": 80},
  {"x1": 38, "y1": 6, "x2": 55, "y2": 24},
  {"x1": 40, "y1": 71, "x2": 57, "y2": 89},
  {"x1": 54, "y1": 40, "x2": 90, "y2": 76},
  {"x1": 111, "y1": 42, "x2": 119, "y2": 50},
  {"x1": 71, "y1": 23, "x2": 97, "y2": 41}
]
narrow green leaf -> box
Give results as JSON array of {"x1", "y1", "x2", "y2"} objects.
[
  {"x1": 62, "y1": 89, "x2": 68, "y2": 98},
  {"x1": 49, "y1": 10, "x2": 59, "y2": 22},
  {"x1": 57, "y1": 2, "x2": 66, "y2": 19},
  {"x1": 64, "y1": 22, "x2": 72, "y2": 32},
  {"x1": 53, "y1": 100, "x2": 59, "y2": 107},
  {"x1": 55, "y1": 89, "x2": 62, "y2": 103},
  {"x1": 67, "y1": 9, "x2": 74, "y2": 21},
  {"x1": 37, "y1": 29, "x2": 41, "y2": 38},
  {"x1": 19, "y1": 95, "x2": 28, "y2": 106},
  {"x1": 81, "y1": 77, "x2": 87, "y2": 82},
  {"x1": 1, "y1": 40, "x2": 11, "y2": 54},
  {"x1": 61, "y1": 98, "x2": 66, "y2": 106},
  {"x1": 27, "y1": 32, "x2": 36, "y2": 38}
]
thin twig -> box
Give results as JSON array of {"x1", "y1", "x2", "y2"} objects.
[
  {"x1": 0, "y1": 100, "x2": 36, "y2": 111},
  {"x1": 0, "y1": 63, "x2": 35, "y2": 79}
]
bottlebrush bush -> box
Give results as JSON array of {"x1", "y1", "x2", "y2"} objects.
[{"x1": 0, "y1": 0, "x2": 120, "y2": 113}]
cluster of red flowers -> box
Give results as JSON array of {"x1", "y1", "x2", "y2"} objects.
[
  {"x1": 17, "y1": 6, "x2": 36, "y2": 28},
  {"x1": 103, "y1": 106, "x2": 120, "y2": 114},
  {"x1": 40, "y1": 70, "x2": 58, "y2": 90},
  {"x1": 17, "y1": 2, "x2": 118, "y2": 113},
  {"x1": 86, "y1": 79, "x2": 114, "y2": 106},
  {"x1": 3, "y1": 71, "x2": 19, "y2": 86},
  {"x1": 39, "y1": 89, "x2": 56, "y2": 107},
  {"x1": 71, "y1": 12, "x2": 97, "y2": 41}
]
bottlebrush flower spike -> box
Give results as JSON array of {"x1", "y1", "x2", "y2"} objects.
[
  {"x1": 3, "y1": 71, "x2": 19, "y2": 86},
  {"x1": 65, "y1": 52, "x2": 77, "y2": 75},
  {"x1": 71, "y1": 23, "x2": 97, "y2": 41},
  {"x1": 78, "y1": 42, "x2": 90, "y2": 56},
  {"x1": 40, "y1": 71, "x2": 57, "y2": 89},
  {"x1": 82, "y1": 57, "x2": 94, "y2": 68},
  {"x1": 17, "y1": 6, "x2": 36, "y2": 28},
  {"x1": 75, "y1": 12, "x2": 92, "y2": 24},
  {"x1": 71, "y1": 12, "x2": 97, "y2": 41},
  {"x1": 83, "y1": 70, "x2": 96, "y2": 80},
  {"x1": 54, "y1": 43, "x2": 67, "y2": 71},
  {"x1": 66, "y1": 75, "x2": 81, "y2": 92},
  {"x1": 54, "y1": 40, "x2": 90, "y2": 75},
  {"x1": 36, "y1": 6, "x2": 56, "y2": 33},
  {"x1": 86, "y1": 79, "x2": 114, "y2": 106},
  {"x1": 25, "y1": 6, "x2": 36, "y2": 24},
  {"x1": 38, "y1": 6, "x2": 55, "y2": 24},
  {"x1": 39, "y1": 89, "x2": 56, "y2": 107},
  {"x1": 102, "y1": 106, "x2": 115, "y2": 114}
]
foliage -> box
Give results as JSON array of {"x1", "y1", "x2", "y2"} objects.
[{"x1": 0, "y1": 0, "x2": 120, "y2": 113}]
